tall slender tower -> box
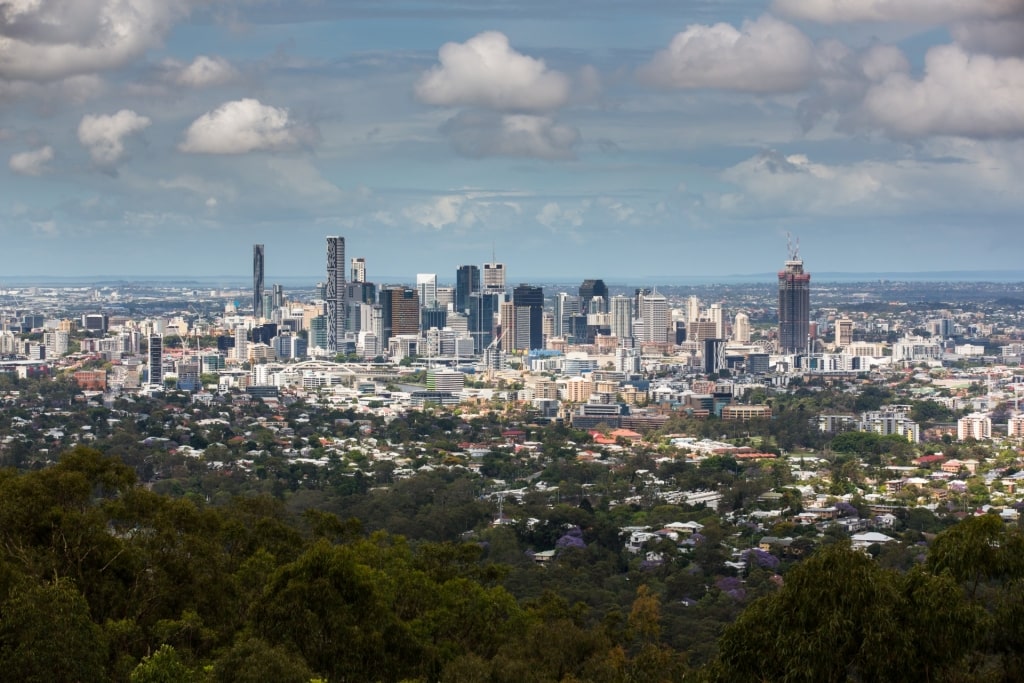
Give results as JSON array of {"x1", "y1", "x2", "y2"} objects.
[
  {"x1": 455, "y1": 265, "x2": 480, "y2": 313},
  {"x1": 512, "y1": 284, "x2": 544, "y2": 350},
  {"x1": 326, "y1": 236, "x2": 346, "y2": 354},
  {"x1": 351, "y1": 257, "x2": 366, "y2": 283},
  {"x1": 148, "y1": 334, "x2": 163, "y2": 386},
  {"x1": 253, "y1": 244, "x2": 265, "y2": 320},
  {"x1": 610, "y1": 295, "x2": 633, "y2": 342},
  {"x1": 778, "y1": 237, "x2": 810, "y2": 354}
]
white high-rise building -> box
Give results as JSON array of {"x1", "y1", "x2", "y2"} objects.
[
  {"x1": 709, "y1": 303, "x2": 724, "y2": 339},
  {"x1": 733, "y1": 312, "x2": 751, "y2": 344},
  {"x1": 351, "y1": 257, "x2": 366, "y2": 283},
  {"x1": 44, "y1": 330, "x2": 69, "y2": 357},
  {"x1": 483, "y1": 262, "x2": 506, "y2": 293},
  {"x1": 610, "y1": 295, "x2": 633, "y2": 341},
  {"x1": 416, "y1": 273, "x2": 438, "y2": 309},
  {"x1": 958, "y1": 413, "x2": 992, "y2": 441},
  {"x1": 234, "y1": 325, "x2": 248, "y2": 362},
  {"x1": 638, "y1": 291, "x2": 668, "y2": 343},
  {"x1": 686, "y1": 296, "x2": 701, "y2": 324}
]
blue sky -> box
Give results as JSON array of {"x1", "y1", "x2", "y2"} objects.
[{"x1": 2, "y1": 0, "x2": 1024, "y2": 282}]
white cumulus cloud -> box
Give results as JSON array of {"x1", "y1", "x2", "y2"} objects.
[
  {"x1": 9, "y1": 145, "x2": 55, "y2": 175},
  {"x1": 862, "y1": 44, "x2": 1024, "y2": 137},
  {"x1": 172, "y1": 55, "x2": 239, "y2": 87},
  {"x1": 440, "y1": 111, "x2": 579, "y2": 159},
  {"x1": 179, "y1": 99, "x2": 314, "y2": 154},
  {"x1": 77, "y1": 109, "x2": 151, "y2": 165},
  {"x1": 415, "y1": 31, "x2": 571, "y2": 111},
  {"x1": 0, "y1": 0, "x2": 190, "y2": 81},
  {"x1": 638, "y1": 15, "x2": 816, "y2": 93},
  {"x1": 536, "y1": 201, "x2": 587, "y2": 229},
  {"x1": 403, "y1": 195, "x2": 476, "y2": 230},
  {"x1": 772, "y1": 0, "x2": 1022, "y2": 24}
]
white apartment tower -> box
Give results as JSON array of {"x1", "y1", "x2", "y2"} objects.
[
  {"x1": 234, "y1": 325, "x2": 248, "y2": 362},
  {"x1": 958, "y1": 414, "x2": 992, "y2": 441},
  {"x1": 351, "y1": 257, "x2": 366, "y2": 283}
]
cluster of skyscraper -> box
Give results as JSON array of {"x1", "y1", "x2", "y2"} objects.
[{"x1": 245, "y1": 235, "x2": 813, "y2": 362}]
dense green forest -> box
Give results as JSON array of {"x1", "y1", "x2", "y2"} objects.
[{"x1": 1, "y1": 446, "x2": 1023, "y2": 682}]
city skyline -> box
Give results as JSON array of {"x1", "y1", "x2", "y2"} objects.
[{"x1": 3, "y1": 1, "x2": 1024, "y2": 278}]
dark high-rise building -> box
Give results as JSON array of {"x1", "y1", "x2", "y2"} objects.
[
  {"x1": 253, "y1": 244, "x2": 265, "y2": 319},
  {"x1": 468, "y1": 292, "x2": 497, "y2": 353},
  {"x1": 704, "y1": 338, "x2": 726, "y2": 374},
  {"x1": 326, "y1": 236, "x2": 346, "y2": 353},
  {"x1": 455, "y1": 265, "x2": 480, "y2": 313},
  {"x1": 272, "y1": 283, "x2": 284, "y2": 310},
  {"x1": 380, "y1": 286, "x2": 419, "y2": 346},
  {"x1": 512, "y1": 284, "x2": 544, "y2": 351},
  {"x1": 421, "y1": 306, "x2": 447, "y2": 332},
  {"x1": 148, "y1": 334, "x2": 163, "y2": 386},
  {"x1": 252, "y1": 323, "x2": 278, "y2": 345},
  {"x1": 778, "y1": 251, "x2": 810, "y2": 354},
  {"x1": 579, "y1": 279, "x2": 609, "y2": 315}
]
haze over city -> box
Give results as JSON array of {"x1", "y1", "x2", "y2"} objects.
[{"x1": 3, "y1": 0, "x2": 1024, "y2": 279}]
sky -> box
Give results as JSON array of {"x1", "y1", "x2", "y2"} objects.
[{"x1": 2, "y1": 0, "x2": 1024, "y2": 283}]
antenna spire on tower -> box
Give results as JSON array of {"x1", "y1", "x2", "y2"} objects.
[{"x1": 786, "y1": 232, "x2": 801, "y2": 261}]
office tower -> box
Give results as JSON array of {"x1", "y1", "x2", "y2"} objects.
[
  {"x1": 455, "y1": 265, "x2": 480, "y2": 313},
  {"x1": 633, "y1": 288, "x2": 651, "y2": 323},
  {"x1": 686, "y1": 296, "x2": 701, "y2": 324},
  {"x1": 436, "y1": 287, "x2": 454, "y2": 310},
  {"x1": 253, "y1": 244, "x2": 265, "y2": 319},
  {"x1": 148, "y1": 334, "x2": 163, "y2": 385},
  {"x1": 836, "y1": 318, "x2": 853, "y2": 348},
  {"x1": 704, "y1": 338, "x2": 726, "y2": 374},
  {"x1": 468, "y1": 292, "x2": 496, "y2": 353},
  {"x1": 733, "y1": 312, "x2": 751, "y2": 344},
  {"x1": 688, "y1": 319, "x2": 718, "y2": 344},
  {"x1": 379, "y1": 286, "x2": 419, "y2": 346},
  {"x1": 416, "y1": 273, "x2": 438, "y2": 309},
  {"x1": 778, "y1": 248, "x2": 811, "y2": 354},
  {"x1": 326, "y1": 236, "x2": 346, "y2": 354},
  {"x1": 483, "y1": 261, "x2": 506, "y2": 293},
  {"x1": 553, "y1": 292, "x2": 580, "y2": 340},
  {"x1": 709, "y1": 303, "x2": 724, "y2": 339},
  {"x1": 272, "y1": 284, "x2": 284, "y2": 310},
  {"x1": 81, "y1": 313, "x2": 108, "y2": 333},
  {"x1": 421, "y1": 307, "x2": 447, "y2": 332},
  {"x1": 499, "y1": 300, "x2": 515, "y2": 352},
  {"x1": 351, "y1": 257, "x2": 366, "y2": 283},
  {"x1": 610, "y1": 295, "x2": 633, "y2": 341},
  {"x1": 512, "y1": 284, "x2": 544, "y2": 350},
  {"x1": 578, "y1": 279, "x2": 609, "y2": 315},
  {"x1": 638, "y1": 291, "x2": 668, "y2": 343},
  {"x1": 310, "y1": 315, "x2": 327, "y2": 350}
]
